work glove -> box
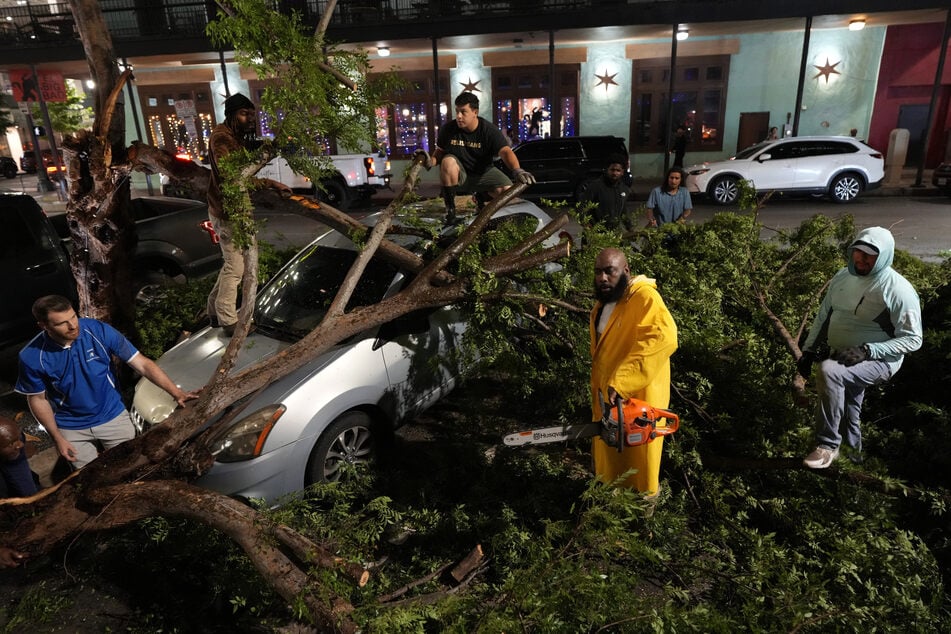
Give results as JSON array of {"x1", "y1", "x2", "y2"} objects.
[
  {"x1": 513, "y1": 168, "x2": 536, "y2": 185},
  {"x1": 796, "y1": 350, "x2": 816, "y2": 377},
  {"x1": 835, "y1": 345, "x2": 870, "y2": 367},
  {"x1": 412, "y1": 149, "x2": 431, "y2": 169}
]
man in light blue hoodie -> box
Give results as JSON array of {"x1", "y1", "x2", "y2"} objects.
[{"x1": 798, "y1": 227, "x2": 922, "y2": 469}]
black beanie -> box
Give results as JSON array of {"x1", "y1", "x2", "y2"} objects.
[{"x1": 224, "y1": 93, "x2": 254, "y2": 117}]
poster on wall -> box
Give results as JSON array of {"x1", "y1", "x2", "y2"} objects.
[{"x1": 8, "y1": 69, "x2": 67, "y2": 104}]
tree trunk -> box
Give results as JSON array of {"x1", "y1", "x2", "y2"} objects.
[{"x1": 64, "y1": 0, "x2": 136, "y2": 329}]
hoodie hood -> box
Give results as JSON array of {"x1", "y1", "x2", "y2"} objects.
[{"x1": 847, "y1": 226, "x2": 893, "y2": 276}]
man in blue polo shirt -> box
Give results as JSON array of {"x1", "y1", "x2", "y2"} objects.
[{"x1": 15, "y1": 295, "x2": 198, "y2": 469}]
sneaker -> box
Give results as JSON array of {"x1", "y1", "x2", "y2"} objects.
[{"x1": 803, "y1": 446, "x2": 839, "y2": 469}]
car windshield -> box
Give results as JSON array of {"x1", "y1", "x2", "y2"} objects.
[
  {"x1": 254, "y1": 245, "x2": 399, "y2": 340},
  {"x1": 734, "y1": 141, "x2": 772, "y2": 160}
]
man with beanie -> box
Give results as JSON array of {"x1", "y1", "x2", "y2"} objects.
[
  {"x1": 799, "y1": 227, "x2": 922, "y2": 468},
  {"x1": 415, "y1": 92, "x2": 535, "y2": 224},
  {"x1": 206, "y1": 93, "x2": 290, "y2": 336}
]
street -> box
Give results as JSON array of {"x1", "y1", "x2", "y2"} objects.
[{"x1": 685, "y1": 194, "x2": 951, "y2": 263}]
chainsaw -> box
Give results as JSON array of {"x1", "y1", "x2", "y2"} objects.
[{"x1": 503, "y1": 393, "x2": 679, "y2": 451}]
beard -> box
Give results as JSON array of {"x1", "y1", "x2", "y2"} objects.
[{"x1": 594, "y1": 272, "x2": 629, "y2": 303}]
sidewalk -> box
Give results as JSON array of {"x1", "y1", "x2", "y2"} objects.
[{"x1": 6, "y1": 166, "x2": 942, "y2": 215}]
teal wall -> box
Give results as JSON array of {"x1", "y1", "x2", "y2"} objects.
[
  {"x1": 403, "y1": 25, "x2": 888, "y2": 183},
  {"x1": 630, "y1": 27, "x2": 886, "y2": 178}
]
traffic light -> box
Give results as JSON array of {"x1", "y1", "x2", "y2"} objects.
[{"x1": 33, "y1": 126, "x2": 45, "y2": 137}]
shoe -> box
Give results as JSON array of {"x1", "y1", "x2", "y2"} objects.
[
  {"x1": 209, "y1": 315, "x2": 220, "y2": 328},
  {"x1": 803, "y1": 446, "x2": 839, "y2": 469},
  {"x1": 222, "y1": 323, "x2": 255, "y2": 337}
]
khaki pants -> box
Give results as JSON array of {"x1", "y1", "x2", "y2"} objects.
[
  {"x1": 207, "y1": 215, "x2": 245, "y2": 327},
  {"x1": 61, "y1": 411, "x2": 136, "y2": 469}
]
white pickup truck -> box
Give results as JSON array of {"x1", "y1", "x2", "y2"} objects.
[{"x1": 257, "y1": 153, "x2": 392, "y2": 209}]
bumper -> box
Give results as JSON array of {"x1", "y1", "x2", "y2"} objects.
[
  {"x1": 194, "y1": 438, "x2": 311, "y2": 504},
  {"x1": 866, "y1": 178, "x2": 883, "y2": 192}
]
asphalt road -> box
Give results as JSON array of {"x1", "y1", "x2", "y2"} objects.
[{"x1": 686, "y1": 194, "x2": 951, "y2": 263}]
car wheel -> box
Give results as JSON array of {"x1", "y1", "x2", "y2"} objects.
[
  {"x1": 133, "y1": 270, "x2": 176, "y2": 306},
  {"x1": 315, "y1": 179, "x2": 351, "y2": 210},
  {"x1": 830, "y1": 173, "x2": 863, "y2": 203},
  {"x1": 2, "y1": 165, "x2": 15, "y2": 179},
  {"x1": 709, "y1": 176, "x2": 739, "y2": 205},
  {"x1": 306, "y1": 411, "x2": 375, "y2": 484}
]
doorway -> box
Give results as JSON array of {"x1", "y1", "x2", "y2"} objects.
[
  {"x1": 737, "y1": 112, "x2": 770, "y2": 153},
  {"x1": 897, "y1": 104, "x2": 929, "y2": 166}
]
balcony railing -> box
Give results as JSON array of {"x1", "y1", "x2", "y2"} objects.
[{"x1": 0, "y1": 0, "x2": 608, "y2": 50}]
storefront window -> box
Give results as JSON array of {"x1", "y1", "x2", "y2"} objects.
[
  {"x1": 519, "y1": 98, "x2": 550, "y2": 140},
  {"x1": 394, "y1": 103, "x2": 430, "y2": 154},
  {"x1": 559, "y1": 97, "x2": 576, "y2": 137},
  {"x1": 374, "y1": 106, "x2": 390, "y2": 155},
  {"x1": 630, "y1": 56, "x2": 728, "y2": 153},
  {"x1": 495, "y1": 98, "x2": 516, "y2": 142},
  {"x1": 493, "y1": 64, "x2": 579, "y2": 144}
]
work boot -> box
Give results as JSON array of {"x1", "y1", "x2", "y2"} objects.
[
  {"x1": 441, "y1": 186, "x2": 459, "y2": 225},
  {"x1": 474, "y1": 191, "x2": 491, "y2": 212}
]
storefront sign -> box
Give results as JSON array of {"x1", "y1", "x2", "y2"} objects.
[{"x1": 8, "y1": 70, "x2": 67, "y2": 103}]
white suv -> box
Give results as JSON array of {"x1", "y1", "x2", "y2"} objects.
[{"x1": 686, "y1": 136, "x2": 884, "y2": 205}]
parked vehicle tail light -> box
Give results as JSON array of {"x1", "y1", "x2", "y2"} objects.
[
  {"x1": 870, "y1": 152, "x2": 883, "y2": 159},
  {"x1": 208, "y1": 405, "x2": 286, "y2": 462},
  {"x1": 364, "y1": 156, "x2": 376, "y2": 177}
]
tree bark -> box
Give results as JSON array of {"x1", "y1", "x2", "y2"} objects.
[{"x1": 63, "y1": 0, "x2": 136, "y2": 329}]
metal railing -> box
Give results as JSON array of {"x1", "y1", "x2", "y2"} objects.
[{"x1": 0, "y1": 0, "x2": 603, "y2": 49}]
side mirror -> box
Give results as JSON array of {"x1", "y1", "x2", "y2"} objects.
[{"x1": 757, "y1": 153, "x2": 772, "y2": 162}]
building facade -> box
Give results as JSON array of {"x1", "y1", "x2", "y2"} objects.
[{"x1": 1, "y1": 1, "x2": 949, "y2": 181}]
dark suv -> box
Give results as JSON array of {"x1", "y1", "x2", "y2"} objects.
[
  {"x1": 1, "y1": 156, "x2": 17, "y2": 179},
  {"x1": 0, "y1": 193, "x2": 76, "y2": 349},
  {"x1": 503, "y1": 136, "x2": 632, "y2": 200}
]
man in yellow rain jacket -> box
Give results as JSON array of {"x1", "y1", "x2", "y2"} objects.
[{"x1": 590, "y1": 248, "x2": 678, "y2": 493}]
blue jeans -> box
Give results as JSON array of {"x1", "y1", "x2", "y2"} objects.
[{"x1": 814, "y1": 358, "x2": 892, "y2": 451}]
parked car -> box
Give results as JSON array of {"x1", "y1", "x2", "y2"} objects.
[
  {"x1": 48, "y1": 196, "x2": 222, "y2": 303},
  {"x1": 685, "y1": 136, "x2": 884, "y2": 205},
  {"x1": 932, "y1": 162, "x2": 951, "y2": 197},
  {"x1": 0, "y1": 193, "x2": 76, "y2": 350},
  {"x1": 499, "y1": 135, "x2": 632, "y2": 201},
  {"x1": 19, "y1": 149, "x2": 60, "y2": 175},
  {"x1": 1, "y1": 156, "x2": 18, "y2": 179},
  {"x1": 131, "y1": 199, "x2": 560, "y2": 504}
]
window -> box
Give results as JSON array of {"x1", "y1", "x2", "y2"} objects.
[
  {"x1": 374, "y1": 70, "x2": 450, "y2": 158},
  {"x1": 630, "y1": 55, "x2": 729, "y2": 153},
  {"x1": 493, "y1": 65, "x2": 579, "y2": 144}
]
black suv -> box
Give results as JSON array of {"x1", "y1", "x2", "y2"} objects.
[
  {"x1": 0, "y1": 193, "x2": 76, "y2": 349},
  {"x1": 1, "y1": 156, "x2": 17, "y2": 178},
  {"x1": 503, "y1": 136, "x2": 632, "y2": 200}
]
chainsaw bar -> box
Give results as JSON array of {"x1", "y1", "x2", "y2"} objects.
[{"x1": 503, "y1": 423, "x2": 601, "y2": 446}]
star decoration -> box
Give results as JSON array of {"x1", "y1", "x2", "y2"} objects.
[
  {"x1": 459, "y1": 77, "x2": 481, "y2": 93},
  {"x1": 813, "y1": 58, "x2": 841, "y2": 84},
  {"x1": 595, "y1": 69, "x2": 618, "y2": 92}
]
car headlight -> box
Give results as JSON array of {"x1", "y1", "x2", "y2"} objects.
[
  {"x1": 688, "y1": 168, "x2": 710, "y2": 176},
  {"x1": 207, "y1": 405, "x2": 286, "y2": 462}
]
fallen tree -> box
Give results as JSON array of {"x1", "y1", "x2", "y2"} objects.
[
  {"x1": 1, "y1": 163, "x2": 569, "y2": 631},
  {"x1": 2, "y1": 1, "x2": 575, "y2": 630}
]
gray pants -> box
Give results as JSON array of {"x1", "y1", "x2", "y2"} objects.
[
  {"x1": 61, "y1": 411, "x2": 136, "y2": 469},
  {"x1": 814, "y1": 358, "x2": 892, "y2": 451}
]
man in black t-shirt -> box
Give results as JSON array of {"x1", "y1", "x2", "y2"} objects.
[{"x1": 417, "y1": 92, "x2": 534, "y2": 223}]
